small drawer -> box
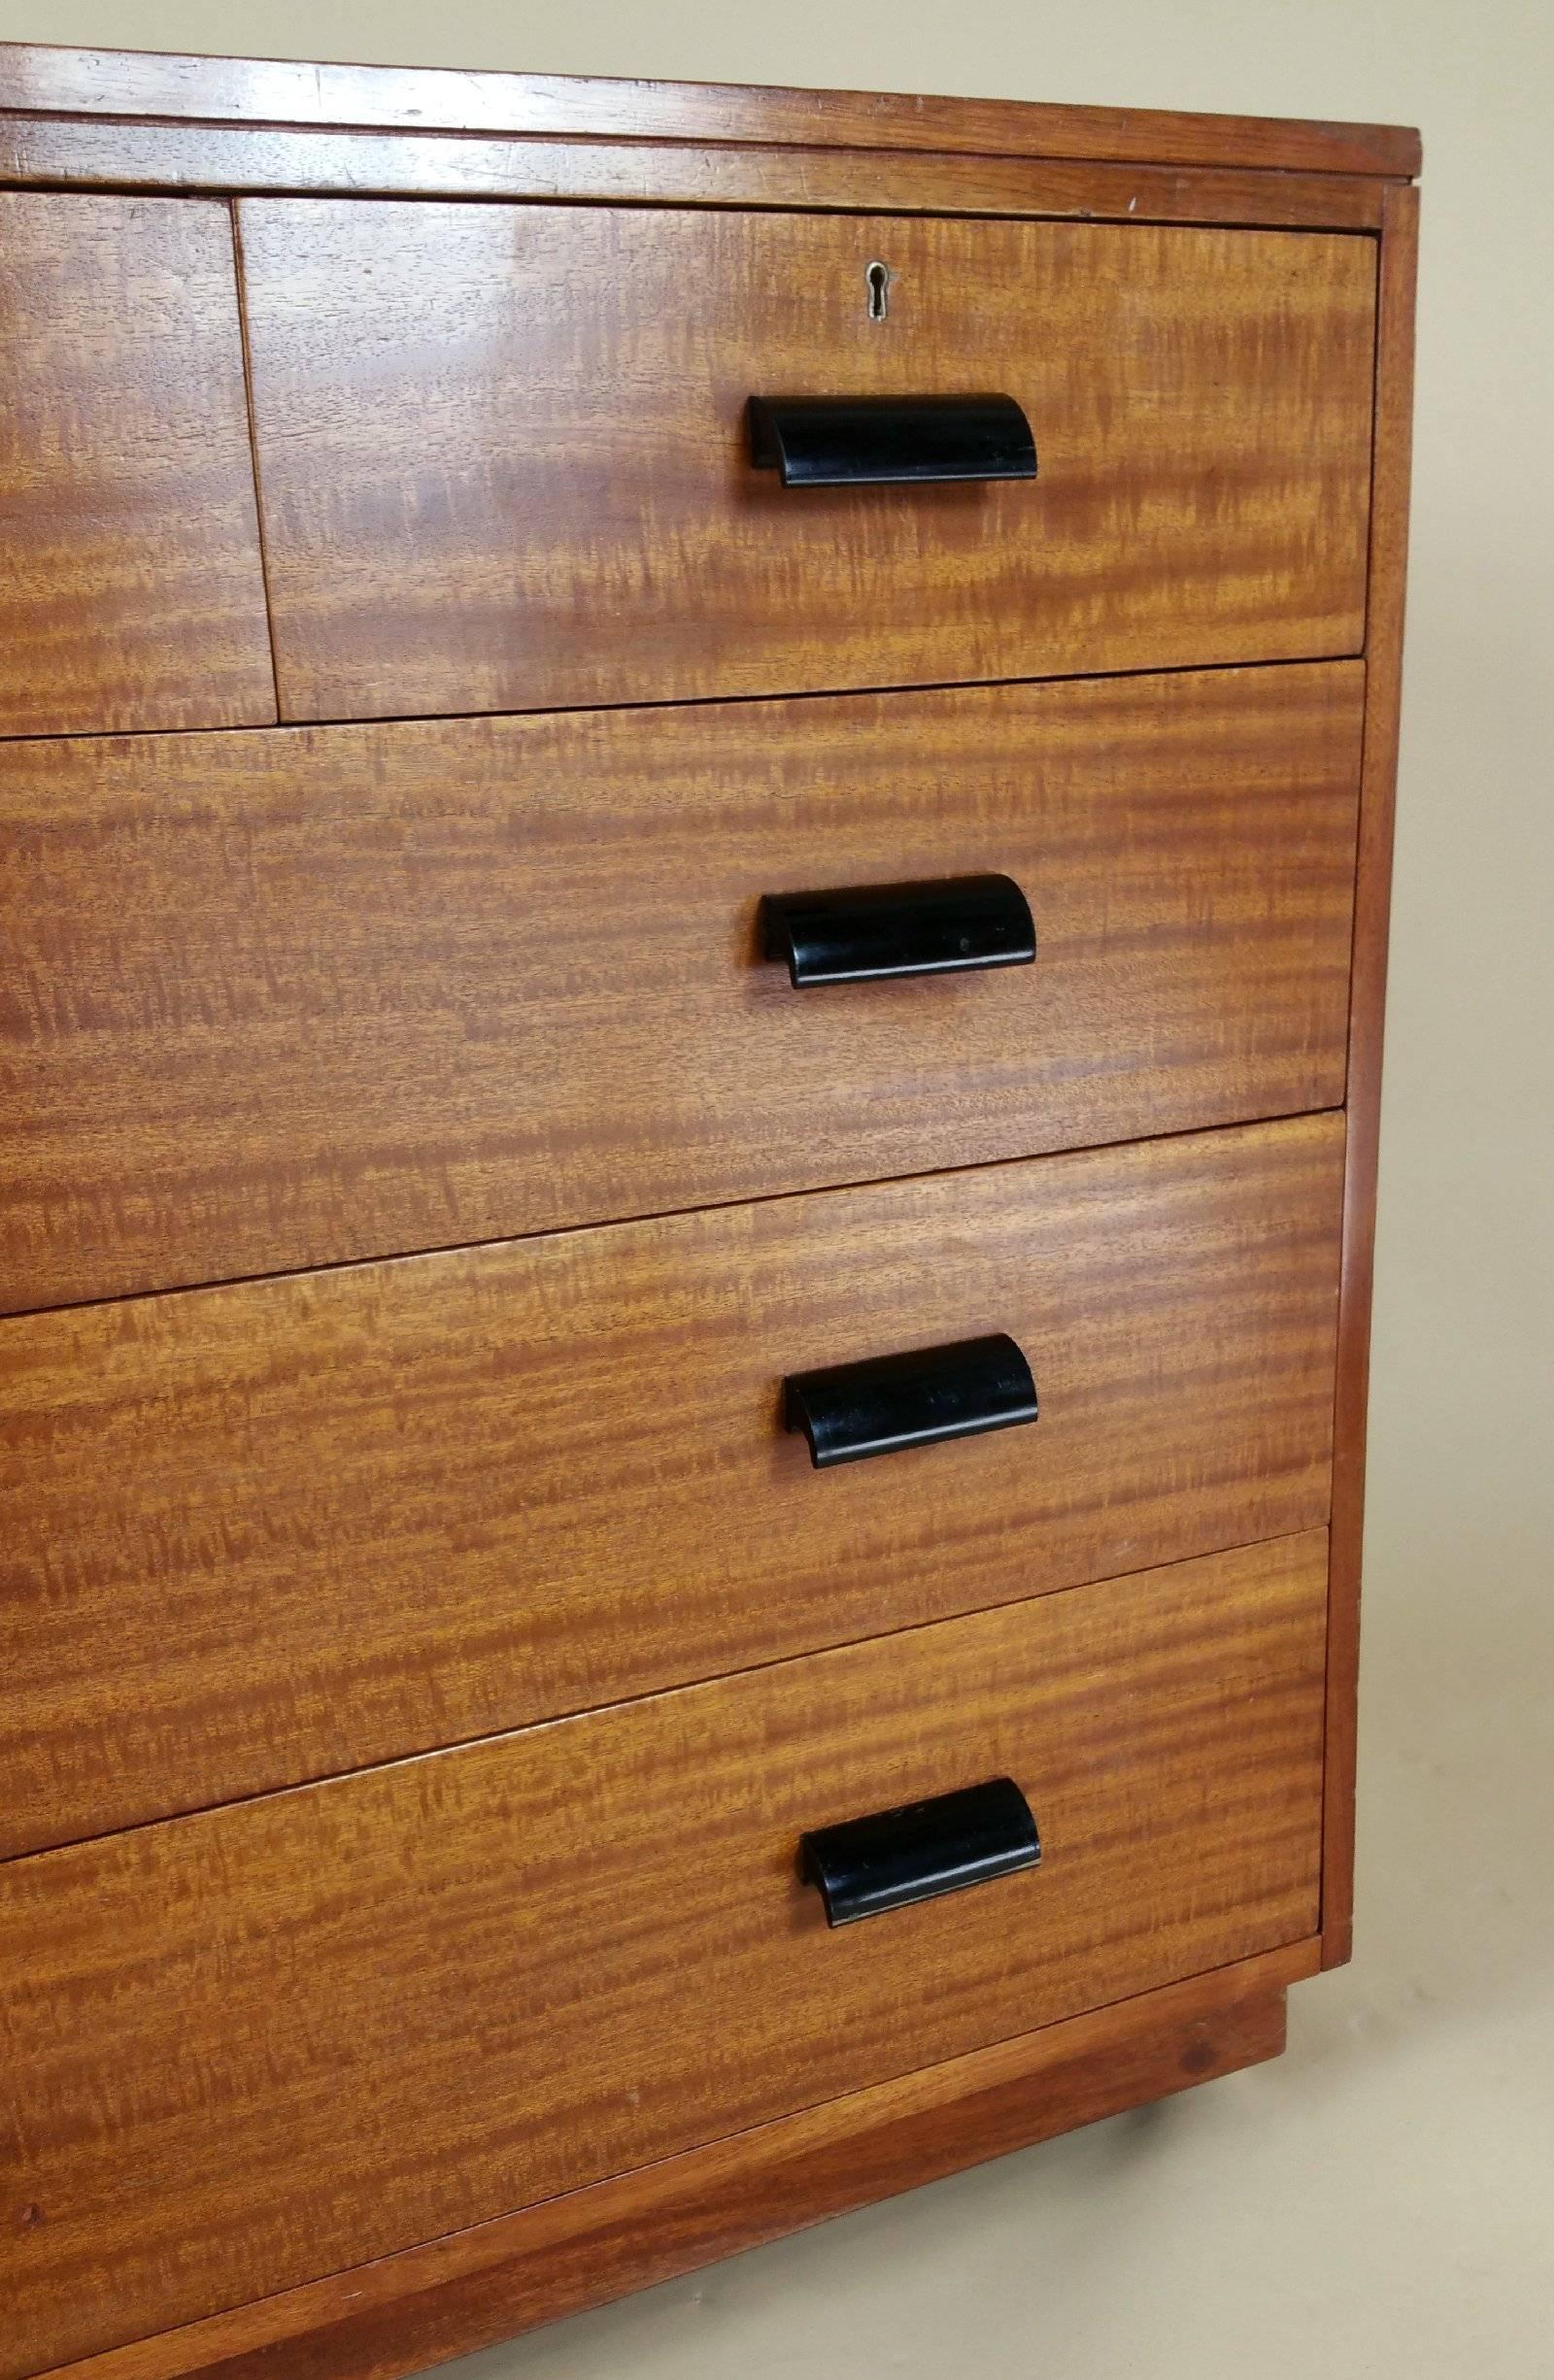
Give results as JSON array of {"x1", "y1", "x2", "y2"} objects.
[
  {"x1": 0, "y1": 1113, "x2": 1342, "y2": 1860},
  {"x1": 0, "y1": 660, "x2": 1362, "y2": 1314},
  {"x1": 235, "y1": 200, "x2": 1375, "y2": 721},
  {"x1": 0, "y1": 1530, "x2": 1327, "y2": 2375},
  {"x1": 0, "y1": 194, "x2": 274, "y2": 738}
]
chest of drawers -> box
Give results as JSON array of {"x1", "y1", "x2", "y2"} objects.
[{"x1": 0, "y1": 46, "x2": 1418, "y2": 2380}]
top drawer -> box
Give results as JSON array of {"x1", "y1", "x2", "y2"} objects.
[
  {"x1": 0, "y1": 195, "x2": 275, "y2": 739},
  {"x1": 237, "y1": 204, "x2": 1376, "y2": 722}
]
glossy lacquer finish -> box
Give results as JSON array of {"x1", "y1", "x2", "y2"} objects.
[
  {"x1": 0, "y1": 1116, "x2": 1342, "y2": 1860},
  {"x1": 0, "y1": 192, "x2": 274, "y2": 737},
  {"x1": 236, "y1": 203, "x2": 1376, "y2": 721},
  {"x1": 761, "y1": 873, "x2": 1035, "y2": 987},
  {"x1": 801, "y1": 1779, "x2": 1042, "y2": 1925},
  {"x1": 0, "y1": 121, "x2": 1401, "y2": 227},
  {"x1": 0, "y1": 44, "x2": 1419, "y2": 2380},
  {"x1": 784, "y1": 1333, "x2": 1038, "y2": 1469},
  {"x1": 0, "y1": 663, "x2": 1363, "y2": 1316},
  {"x1": 0, "y1": 1532, "x2": 1328, "y2": 2376},
  {"x1": 747, "y1": 394, "x2": 1036, "y2": 486},
  {"x1": 0, "y1": 46, "x2": 1422, "y2": 176}
]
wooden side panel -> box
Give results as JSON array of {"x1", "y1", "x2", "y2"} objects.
[
  {"x1": 0, "y1": 193, "x2": 275, "y2": 738},
  {"x1": 0, "y1": 1533, "x2": 1329, "y2": 2374},
  {"x1": 0, "y1": 118, "x2": 1389, "y2": 226},
  {"x1": 0, "y1": 46, "x2": 1423, "y2": 176},
  {"x1": 0, "y1": 1115, "x2": 1344, "y2": 1860},
  {"x1": 41, "y1": 1949, "x2": 1317, "y2": 2380},
  {"x1": 1323, "y1": 184, "x2": 1419, "y2": 1966},
  {"x1": 237, "y1": 205, "x2": 1376, "y2": 722},
  {"x1": 0, "y1": 662, "x2": 1364, "y2": 1315}
]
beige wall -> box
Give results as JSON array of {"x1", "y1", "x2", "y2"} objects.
[{"x1": 6, "y1": 1, "x2": 1548, "y2": 2370}]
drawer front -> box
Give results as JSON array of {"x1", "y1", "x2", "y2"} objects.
[
  {"x1": 0, "y1": 661, "x2": 1362, "y2": 1314},
  {"x1": 237, "y1": 201, "x2": 1375, "y2": 721},
  {"x1": 0, "y1": 194, "x2": 275, "y2": 739},
  {"x1": 0, "y1": 1530, "x2": 1327, "y2": 2374},
  {"x1": 0, "y1": 1114, "x2": 1342, "y2": 1860}
]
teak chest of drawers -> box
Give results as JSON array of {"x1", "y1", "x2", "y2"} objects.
[{"x1": 0, "y1": 45, "x2": 1418, "y2": 2380}]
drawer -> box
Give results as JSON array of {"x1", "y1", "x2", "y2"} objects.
[
  {"x1": 0, "y1": 661, "x2": 1363, "y2": 1314},
  {"x1": 236, "y1": 201, "x2": 1375, "y2": 721},
  {"x1": 0, "y1": 1113, "x2": 1342, "y2": 1860},
  {"x1": 0, "y1": 1529, "x2": 1327, "y2": 2374},
  {"x1": 0, "y1": 194, "x2": 274, "y2": 738}
]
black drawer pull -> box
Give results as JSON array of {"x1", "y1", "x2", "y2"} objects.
[
  {"x1": 761, "y1": 873, "x2": 1035, "y2": 989},
  {"x1": 801, "y1": 1778, "x2": 1041, "y2": 1927},
  {"x1": 748, "y1": 394, "x2": 1037, "y2": 487},
  {"x1": 784, "y1": 1332, "x2": 1037, "y2": 1470}
]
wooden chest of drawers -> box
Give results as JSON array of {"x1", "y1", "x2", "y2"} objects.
[{"x1": 0, "y1": 45, "x2": 1418, "y2": 2380}]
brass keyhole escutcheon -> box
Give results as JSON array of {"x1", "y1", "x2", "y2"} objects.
[{"x1": 866, "y1": 260, "x2": 892, "y2": 321}]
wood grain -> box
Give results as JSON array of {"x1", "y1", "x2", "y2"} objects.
[
  {"x1": 236, "y1": 205, "x2": 1377, "y2": 722},
  {"x1": 0, "y1": 1531, "x2": 1328, "y2": 2375},
  {"x1": 0, "y1": 193, "x2": 274, "y2": 740},
  {"x1": 0, "y1": 46, "x2": 1416, "y2": 2376},
  {"x1": 1322, "y1": 184, "x2": 1419, "y2": 1968},
  {"x1": 0, "y1": 1115, "x2": 1344, "y2": 1860},
  {"x1": 0, "y1": 661, "x2": 1364, "y2": 1316},
  {"x1": 0, "y1": 117, "x2": 1389, "y2": 227},
  {"x1": 40, "y1": 1945, "x2": 1318, "y2": 2380},
  {"x1": 0, "y1": 44, "x2": 1422, "y2": 177}
]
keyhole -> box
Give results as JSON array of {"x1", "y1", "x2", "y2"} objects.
[{"x1": 866, "y1": 260, "x2": 892, "y2": 321}]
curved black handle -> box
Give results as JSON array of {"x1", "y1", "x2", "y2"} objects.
[
  {"x1": 761, "y1": 873, "x2": 1034, "y2": 989},
  {"x1": 784, "y1": 1332, "x2": 1037, "y2": 1470},
  {"x1": 748, "y1": 394, "x2": 1036, "y2": 487},
  {"x1": 801, "y1": 1778, "x2": 1041, "y2": 1927}
]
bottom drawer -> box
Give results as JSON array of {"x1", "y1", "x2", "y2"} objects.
[{"x1": 0, "y1": 1529, "x2": 1327, "y2": 2374}]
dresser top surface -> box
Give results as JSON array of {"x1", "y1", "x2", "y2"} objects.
[{"x1": 0, "y1": 39, "x2": 1420, "y2": 179}]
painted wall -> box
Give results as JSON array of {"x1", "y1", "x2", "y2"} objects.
[{"x1": 4, "y1": 3, "x2": 1547, "y2": 2371}]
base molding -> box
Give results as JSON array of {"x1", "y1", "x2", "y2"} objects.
[{"x1": 49, "y1": 1939, "x2": 1318, "y2": 2380}]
